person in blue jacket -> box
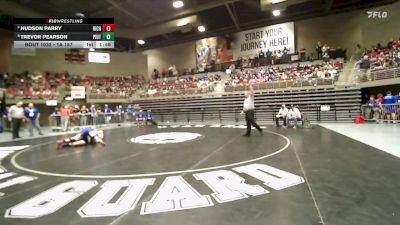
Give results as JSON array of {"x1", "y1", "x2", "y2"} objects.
[
  {"x1": 145, "y1": 109, "x2": 157, "y2": 125},
  {"x1": 382, "y1": 91, "x2": 397, "y2": 122},
  {"x1": 57, "y1": 127, "x2": 105, "y2": 149},
  {"x1": 126, "y1": 104, "x2": 134, "y2": 122},
  {"x1": 103, "y1": 104, "x2": 113, "y2": 124},
  {"x1": 24, "y1": 103, "x2": 43, "y2": 136},
  {"x1": 136, "y1": 109, "x2": 144, "y2": 126}
]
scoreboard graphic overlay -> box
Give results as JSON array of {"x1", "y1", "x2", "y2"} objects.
[{"x1": 13, "y1": 18, "x2": 114, "y2": 49}]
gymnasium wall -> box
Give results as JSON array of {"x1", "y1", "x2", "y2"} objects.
[
  {"x1": 0, "y1": 30, "x2": 12, "y2": 74},
  {"x1": 143, "y1": 41, "x2": 196, "y2": 77},
  {"x1": 296, "y1": 1, "x2": 400, "y2": 57},
  {"x1": 357, "y1": 2, "x2": 400, "y2": 48},
  {"x1": 3, "y1": 1, "x2": 399, "y2": 78},
  {"x1": 8, "y1": 49, "x2": 148, "y2": 77}
]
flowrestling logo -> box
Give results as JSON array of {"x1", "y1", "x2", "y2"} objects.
[{"x1": 367, "y1": 11, "x2": 388, "y2": 19}]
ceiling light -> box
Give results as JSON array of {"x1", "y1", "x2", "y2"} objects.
[
  {"x1": 197, "y1": 25, "x2": 206, "y2": 32},
  {"x1": 271, "y1": 0, "x2": 286, "y2": 4},
  {"x1": 272, "y1": 9, "x2": 281, "y2": 16},
  {"x1": 177, "y1": 18, "x2": 189, "y2": 27},
  {"x1": 75, "y1": 12, "x2": 85, "y2": 17},
  {"x1": 137, "y1": 40, "x2": 145, "y2": 45},
  {"x1": 89, "y1": 48, "x2": 95, "y2": 52},
  {"x1": 173, "y1": 1, "x2": 184, "y2": 8}
]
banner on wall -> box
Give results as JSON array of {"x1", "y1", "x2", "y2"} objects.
[
  {"x1": 232, "y1": 22, "x2": 295, "y2": 58},
  {"x1": 196, "y1": 36, "x2": 234, "y2": 72},
  {"x1": 71, "y1": 86, "x2": 85, "y2": 99},
  {"x1": 195, "y1": 22, "x2": 295, "y2": 70}
]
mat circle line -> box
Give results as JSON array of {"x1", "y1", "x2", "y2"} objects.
[{"x1": 10, "y1": 129, "x2": 290, "y2": 178}]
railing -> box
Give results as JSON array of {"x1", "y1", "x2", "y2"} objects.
[
  {"x1": 42, "y1": 105, "x2": 343, "y2": 131},
  {"x1": 357, "y1": 67, "x2": 400, "y2": 83},
  {"x1": 152, "y1": 105, "x2": 341, "y2": 124},
  {"x1": 138, "y1": 78, "x2": 335, "y2": 99},
  {"x1": 225, "y1": 78, "x2": 334, "y2": 92},
  {"x1": 361, "y1": 104, "x2": 400, "y2": 122},
  {"x1": 48, "y1": 112, "x2": 137, "y2": 131},
  {"x1": 89, "y1": 93, "x2": 132, "y2": 99}
]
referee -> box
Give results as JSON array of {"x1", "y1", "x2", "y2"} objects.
[
  {"x1": 8, "y1": 101, "x2": 25, "y2": 139},
  {"x1": 241, "y1": 84, "x2": 263, "y2": 136}
]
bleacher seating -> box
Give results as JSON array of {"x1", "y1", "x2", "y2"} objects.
[{"x1": 133, "y1": 87, "x2": 361, "y2": 124}]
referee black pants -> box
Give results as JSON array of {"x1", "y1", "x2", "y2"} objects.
[
  {"x1": 12, "y1": 118, "x2": 22, "y2": 139},
  {"x1": 245, "y1": 110, "x2": 262, "y2": 135}
]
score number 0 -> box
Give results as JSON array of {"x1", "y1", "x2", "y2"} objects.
[{"x1": 102, "y1": 24, "x2": 114, "y2": 32}]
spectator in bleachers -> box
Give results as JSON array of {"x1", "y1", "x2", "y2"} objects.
[
  {"x1": 80, "y1": 105, "x2": 88, "y2": 127},
  {"x1": 299, "y1": 47, "x2": 306, "y2": 62},
  {"x1": 145, "y1": 109, "x2": 157, "y2": 125},
  {"x1": 88, "y1": 105, "x2": 97, "y2": 126},
  {"x1": 97, "y1": 108, "x2": 104, "y2": 124},
  {"x1": 115, "y1": 105, "x2": 123, "y2": 126},
  {"x1": 147, "y1": 86, "x2": 157, "y2": 97},
  {"x1": 283, "y1": 47, "x2": 289, "y2": 63},
  {"x1": 364, "y1": 95, "x2": 381, "y2": 119},
  {"x1": 126, "y1": 104, "x2": 134, "y2": 122},
  {"x1": 25, "y1": 103, "x2": 43, "y2": 136},
  {"x1": 276, "y1": 104, "x2": 288, "y2": 127},
  {"x1": 253, "y1": 53, "x2": 259, "y2": 67},
  {"x1": 258, "y1": 50, "x2": 264, "y2": 59},
  {"x1": 286, "y1": 105, "x2": 302, "y2": 128},
  {"x1": 265, "y1": 49, "x2": 272, "y2": 65},
  {"x1": 51, "y1": 107, "x2": 60, "y2": 127},
  {"x1": 377, "y1": 93, "x2": 384, "y2": 104},
  {"x1": 356, "y1": 55, "x2": 371, "y2": 80},
  {"x1": 272, "y1": 51, "x2": 277, "y2": 63},
  {"x1": 383, "y1": 91, "x2": 397, "y2": 122},
  {"x1": 316, "y1": 41, "x2": 323, "y2": 60},
  {"x1": 60, "y1": 105, "x2": 70, "y2": 131},
  {"x1": 136, "y1": 109, "x2": 144, "y2": 126},
  {"x1": 103, "y1": 104, "x2": 113, "y2": 124},
  {"x1": 2, "y1": 106, "x2": 10, "y2": 131},
  {"x1": 152, "y1": 69, "x2": 159, "y2": 80},
  {"x1": 69, "y1": 105, "x2": 79, "y2": 127}
]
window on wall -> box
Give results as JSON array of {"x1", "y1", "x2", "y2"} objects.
[{"x1": 88, "y1": 52, "x2": 110, "y2": 64}]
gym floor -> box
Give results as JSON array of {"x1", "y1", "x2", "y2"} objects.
[{"x1": 0, "y1": 125, "x2": 399, "y2": 225}]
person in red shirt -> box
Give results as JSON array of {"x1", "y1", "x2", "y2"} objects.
[
  {"x1": 376, "y1": 93, "x2": 383, "y2": 104},
  {"x1": 60, "y1": 105, "x2": 70, "y2": 131},
  {"x1": 368, "y1": 49, "x2": 378, "y2": 59},
  {"x1": 376, "y1": 93, "x2": 384, "y2": 120}
]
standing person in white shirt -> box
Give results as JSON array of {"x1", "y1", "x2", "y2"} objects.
[
  {"x1": 286, "y1": 105, "x2": 302, "y2": 128},
  {"x1": 241, "y1": 84, "x2": 263, "y2": 137},
  {"x1": 8, "y1": 101, "x2": 25, "y2": 139},
  {"x1": 276, "y1": 104, "x2": 288, "y2": 127}
]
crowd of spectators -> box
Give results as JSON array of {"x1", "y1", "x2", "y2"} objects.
[
  {"x1": 224, "y1": 62, "x2": 342, "y2": 87},
  {"x1": 356, "y1": 38, "x2": 400, "y2": 71},
  {"x1": 1, "y1": 72, "x2": 146, "y2": 99},
  {"x1": 362, "y1": 90, "x2": 400, "y2": 122},
  {"x1": 3, "y1": 39, "x2": 399, "y2": 101},
  {"x1": 315, "y1": 42, "x2": 347, "y2": 61},
  {"x1": 146, "y1": 73, "x2": 222, "y2": 97},
  {"x1": 3, "y1": 72, "x2": 63, "y2": 99},
  {"x1": 89, "y1": 75, "x2": 146, "y2": 98},
  {"x1": 50, "y1": 103, "x2": 154, "y2": 131}
]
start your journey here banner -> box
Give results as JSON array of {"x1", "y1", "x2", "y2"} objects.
[
  {"x1": 196, "y1": 22, "x2": 295, "y2": 70},
  {"x1": 233, "y1": 21, "x2": 295, "y2": 58}
]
